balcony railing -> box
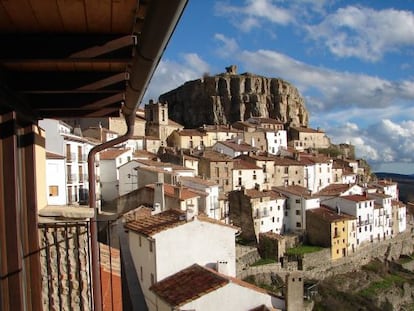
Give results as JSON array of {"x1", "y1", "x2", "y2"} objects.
[
  {"x1": 79, "y1": 153, "x2": 88, "y2": 162},
  {"x1": 357, "y1": 219, "x2": 373, "y2": 226},
  {"x1": 67, "y1": 174, "x2": 77, "y2": 183},
  {"x1": 66, "y1": 152, "x2": 77, "y2": 162},
  {"x1": 37, "y1": 219, "x2": 127, "y2": 311}
]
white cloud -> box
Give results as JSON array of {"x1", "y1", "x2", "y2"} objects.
[
  {"x1": 306, "y1": 6, "x2": 414, "y2": 61},
  {"x1": 237, "y1": 49, "x2": 414, "y2": 118},
  {"x1": 214, "y1": 33, "x2": 239, "y2": 58},
  {"x1": 214, "y1": 0, "x2": 294, "y2": 32},
  {"x1": 142, "y1": 54, "x2": 210, "y2": 105},
  {"x1": 327, "y1": 119, "x2": 414, "y2": 164}
]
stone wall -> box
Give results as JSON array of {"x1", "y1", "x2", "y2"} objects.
[
  {"x1": 303, "y1": 228, "x2": 414, "y2": 280},
  {"x1": 39, "y1": 222, "x2": 92, "y2": 310}
]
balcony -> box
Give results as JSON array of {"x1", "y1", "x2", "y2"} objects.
[
  {"x1": 66, "y1": 152, "x2": 77, "y2": 163},
  {"x1": 78, "y1": 153, "x2": 88, "y2": 162},
  {"x1": 357, "y1": 219, "x2": 372, "y2": 226},
  {"x1": 67, "y1": 174, "x2": 77, "y2": 184},
  {"x1": 254, "y1": 211, "x2": 270, "y2": 219},
  {"x1": 78, "y1": 174, "x2": 88, "y2": 183}
]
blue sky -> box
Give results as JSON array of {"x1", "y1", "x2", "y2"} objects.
[{"x1": 143, "y1": 0, "x2": 414, "y2": 174}]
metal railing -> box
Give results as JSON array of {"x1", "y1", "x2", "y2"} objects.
[{"x1": 37, "y1": 219, "x2": 130, "y2": 311}]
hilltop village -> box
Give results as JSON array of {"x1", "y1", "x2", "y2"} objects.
[{"x1": 39, "y1": 69, "x2": 411, "y2": 310}]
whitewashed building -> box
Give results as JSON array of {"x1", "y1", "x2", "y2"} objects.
[
  {"x1": 125, "y1": 209, "x2": 239, "y2": 311},
  {"x1": 99, "y1": 148, "x2": 133, "y2": 202},
  {"x1": 45, "y1": 152, "x2": 67, "y2": 205},
  {"x1": 272, "y1": 185, "x2": 320, "y2": 233},
  {"x1": 212, "y1": 140, "x2": 257, "y2": 158},
  {"x1": 232, "y1": 159, "x2": 264, "y2": 191},
  {"x1": 179, "y1": 176, "x2": 220, "y2": 221},
  {"x1": 324, "y1": 195, "x2": 375, "y2": 246},
  {"x1": 150, "y1": 264, "x2": 285, "y2": 311},
  {"x1": 264, "y1": 129, "x2": 287, "y2": 155}
]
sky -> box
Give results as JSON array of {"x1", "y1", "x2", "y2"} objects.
[{"x1": 143, "y1": 0, "x2": 414, "y2": 174}]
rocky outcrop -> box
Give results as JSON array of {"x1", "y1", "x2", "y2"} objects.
[{"x1": 159, "y1": 65, "x2": 309, "y2": 128}]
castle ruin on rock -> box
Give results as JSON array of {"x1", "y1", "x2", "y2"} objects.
[{"x1": 158, "y1": 65, "x2": 309, "y2": 128}]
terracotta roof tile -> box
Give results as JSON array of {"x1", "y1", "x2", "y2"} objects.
[
  {"x1": 341, "y1": 195, "x2": 372, "y2": 202},
  {"x1": 233, "y1": 159, "x2": 260, "y2": 170},
  {"x1": 272, "y1": 185, "x2": 314, "y2": 198},
  {"x1": 290, "y1": 126, "x2": 325, "y2": 133},
  {"x1": 146, "y1": 183, "x2": 202, "y2": 200},
  {"x1": 178, "y1": 129, "x2": 207, "y2": 137},
  {"x1": 150, "y1": 264, "x2": 228, "y2": 307},
  {"x1": 125, "y1": 209, "x2": 186, "y2": 237},
  {"x1": 100, "y1": 149, "x2": 130, "y2": 160},
  {"x1": 309, "y1": 206, "x2": 356, "y2": 222},
  {"x1": 180, "y1": 176, "x2": 218, "y2": 187},
  {"x1": 198, "y1": 150, "x2": 233, "y2": 162},
  {"x1": 316, "y1": 184, "x2": 353, "y2": 196},
  {"x1": 46, "y1": 151, "x2": 65, "y2": 159}
]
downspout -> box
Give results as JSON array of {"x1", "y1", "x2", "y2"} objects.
[
  {"x1": 88, "y1": 112, "x2": 136, "y2": 310},
  {"x1": 87, "y1": 1, "x2": 188, "y2": 310}
]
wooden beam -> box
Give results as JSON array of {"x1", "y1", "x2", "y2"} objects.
[{"x1": 69, "y1": 35, "x2": 133, "y2": 58}]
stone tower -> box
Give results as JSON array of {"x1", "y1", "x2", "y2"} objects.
[
  {"x1": 145, "y1": 100, "x2": 169, "y2": 143},
  {"x1": 285, "y1": 271, "x2": 304, "y2": 311}
]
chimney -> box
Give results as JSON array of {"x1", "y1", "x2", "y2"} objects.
[
  {"x1": 174, "y1": 185, "x2": 182, "y2": 198},
  {"x1": 154, "y1": 182, "x2": 165, "y2": 213},
  {"x1": 216, "y1": 260, "x2": 229, "y2": 275},
  {"x1": 186, "y1": 207, "x2": 195, "y2": 221}
]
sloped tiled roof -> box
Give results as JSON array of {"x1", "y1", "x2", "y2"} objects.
[
  {"x1": 100, "y1": 149, "x2": 130, "y2": 160},
  {"x1": 309, "y1": 206, "x2": 356, "y2": 222},
  {"x1": 145, "y1": 184, "x2": 203, "y2": 200},
  {"x1": 150, "y1": 264, "x2": 228, "y2": 307},
  {"x1": 272, "y1": 185, "x2": 314, "y2": 199},
  {"x1": 180, "y1": 176, "x2": 218, "y2": 187},
  {"x1": 150, "y1": 264, "x2": 274, "y2": 308},
  {"x1": 177, "y1": 129, "x2": 207, "y2": 137},
  {"x1": 46, "y1": 151, "x2": 65, "y2": 159},
  {"x1": 125, "y1": 209, "x2": 186, "y2": 237},
  {"x1": 316, "y1": 184, "x2": 353, "y2": 196},
  {"x1": 341, "y1": 195, "x2": 372, "y2": 202},
  {"x1": 233, "y1": 159, "x2": 260, "y2": 170}
]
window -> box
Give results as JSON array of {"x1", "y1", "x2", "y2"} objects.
[
  {"x1": 239, "y1": 170, "x2": 242, "y2": 176},
  {"x1": 253, "y1": 171, "x2": 257, "y2": 180},
  {"x1": 272, "y1": 217, "x2": 275, "y2": 223},
  {"x1": 49, "y1": 185, "x2": 59, "y2": 197},
  {"x1": 295, "y1": 199, "x2": 300, "y2": 204},
  {"x1": 149, "y1": 240, "x2": 153, "y2": 252},
  {"x1": 285, "y1": 211, "x2": 288, "y2": 216},
  {"x1": 151, "y1": 273, "x2": 155, "y2": 285},
  {"x1": 296, "y1": 222, "x2": 301, "y2": 228},
  {"x1": 140, "y1": 266, "x2": 143, "y2": 281},
  {"x1": 295, "y1": 210, "x2": 301, "y2": 216},
  {"x1": 284, "y1": 167, "x2": 288, "y2": 174},
  {"x1": 139, "y1": 236, "x2": 142, "y2": 247},
  {"x1": 277, "y1": 206, "x2": 280, "y2": 211}
]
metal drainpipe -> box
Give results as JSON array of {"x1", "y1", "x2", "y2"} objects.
[{"x1": 87, "y1": 111, "x2": 135, "y2": 311}]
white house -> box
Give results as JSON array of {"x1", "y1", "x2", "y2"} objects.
[
  {"x1": 300, "y1": 154, "x2": 333, "y2": 193},
  {"x1": 324, "y1": 195, "x2": 375, "y2": 246},
  {"x1": 232, "y1": 159, "x2": 264, "y2": 191},
  {"x1": 99, "y1": 148, "x2": 133, "y2": 203},
  {"x1": 212, "y1": 140, "x2": 257, "y2": 158},
  {"x1": 264, "y1": 129, "x2": 287, "y2": 155},
  {"x1": 392, "y1": 200, "x2": 407, "y2": 234},
  {"x1": 118, "y1": 160, "x2": 140, "y2": 197},
  {"x1": 374, "y1": 180, "x2": 399, "y2": 201},
  {"x1": 272, "y1": 185, "x2": 320, "y2": 233},
  {"x1": 46, "y1": 151, "x2": 67, "y2": 205},
  {"x1": 40, "y1": 119, "x2": 96, "y2": 206},
  {"x1": 125, "y1": 209, "x2": 239, "y2": 311},
  {"x1": 179, "y1": 176, "x2": 220, "y2": 221},
  {"x1": 368, "y1": 193, "x2": 393, "y2": 241},
  {"x1": 150, "y1": 264, "x2": 285, "y2": 311}
]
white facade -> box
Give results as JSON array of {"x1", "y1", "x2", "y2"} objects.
[
  {"x1": 232, "y1": 166, "x2": 264, "y2": 191},
  {"x1": 118, "y1": 160, "x2": 140, "y2": 197},
  {"x1": 212, "y1": 140, "x2": 255, "y2": 158},
  {"x1": 100, "y1": 149, "x2": 133, "y2": 202},
  {"x1": 40, "y1": 119, "x2": 95, "y2": 206},
  {"x1": 369, "y1": 193, "x2": 393, "y2": 241},
  {"x1": 397, "y1": 203, "x2": 407, "y2": 233},
  {"x1": 46, "y1": 156, "x2": 67, "y2": 205},
  {"x1": 180, "y1": 177, "x2": 220, "y2": 220},
  {"x1": 324, "y1": 195, "x2": 375, "y2": 246},
  {"x1": 253, "y1": 197, "x2": 286, "y2": 237},
  {"x1": 265, "y1": 130, "x2": 287, "y2": 155},
  {"x1": 128, "y1": 216, "x2": 238, "y2": 310},
  {"x1": 309, "y1": 160, "x2": 333, "y2": 193},
  {"x1": 155, "y1": 277, "x2": 285, "y2": 311}
]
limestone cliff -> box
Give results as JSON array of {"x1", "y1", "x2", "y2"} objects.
[{"x1": 158, "y1": 66, "x2": 309, "y2": 128}]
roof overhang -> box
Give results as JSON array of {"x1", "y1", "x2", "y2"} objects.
[{"x1": 0, "y1": 0, "x2": 187, "y2": 122}]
